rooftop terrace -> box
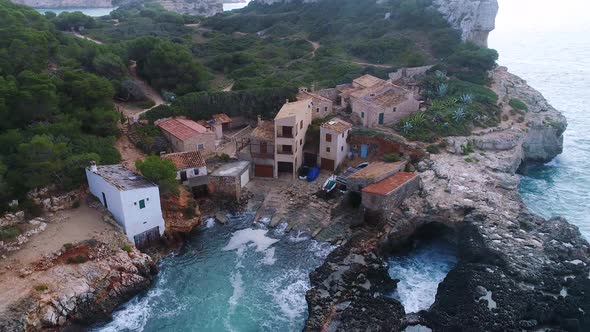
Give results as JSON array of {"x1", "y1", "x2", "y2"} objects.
[{"x1": 91, "y1": 165, "x2": 156, "y2": 191}]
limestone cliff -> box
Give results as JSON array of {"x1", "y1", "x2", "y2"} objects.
[
  {"x1": 158, "y1": 0, "x2": 222, "y2": 16},
  {"x1": 432, "y1": 0, "x2": 498, "y2": 47},
  {"x1": 10, "y1": 0, "x2": 114, "y2": 8}
]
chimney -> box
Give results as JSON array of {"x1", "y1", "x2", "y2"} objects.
[
  {"x1": 257, "y1": 115, "x2": 262, "y2": 126},
  {"x1": 285, "y1": 98, "x2": 289, "y2": 104},
  {"x1": 89, "y1": 161, "x2": 97, "y2": 173}
]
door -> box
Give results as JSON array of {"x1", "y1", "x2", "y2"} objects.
[
  {"x1": 255, "y1": 165, "x2": 273, "y2": 178},
  {"x1": 360, "y1": 145, "x2": 369, "y2": 159},
  {"x1": 101, "y1": 192, "x2": 108, "y2": 209},
  {"x1": 378, "y1": 113, "x2": 384, "y2": 125},
  {"x1": 321, "y1": 158, "x2": 335, "y2": 171},
  {"x1": 180, "y1": 170, "x2": 188, "y2": 182}
]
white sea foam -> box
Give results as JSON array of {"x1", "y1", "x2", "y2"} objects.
[
  {"x1": 261, "y1": 247, "x2": 277, "y2": 265},
  {"x1": 309, "y1": 239, "x2": 337, "y2": 258},
  {"x1": 223, "y1": 228, "x2": 279, "y2": 253},
  {"x1": 265, "y1": 269, "x2": 310, "y2": 321},
  {"x1": 205, "y1": 217, "x2": 216, "y2": 228},
  {"x1": 229, "y1": 271, "x2": 244, "y2": 311},
  {"x1": 288, "y1": 230, "x2": 309, "y2": 243},
  {"x1": 273, "y1": 222, "x2": 288, "y2": 236}
]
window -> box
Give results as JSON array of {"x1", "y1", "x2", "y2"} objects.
[
  {"x1": 341, "y1": 146, "x2": 344, "y2": 151},
  {"x1": 316, "y1": 108, "x2": 320, "y2": 113},
  {"x1": 300, "y1": 120, "x2": 303, "y2": 129},
  {"x1": 325, "y1": 134, "x2": 332, "y2": 142},
  {"x1": 324, "y1": 107, "x2": 328, "y2": 112},
  {"x1": 139, "y1": 199, "x2": 146, "y2": 209},
  {"x1": 393, "y1": 107, "x2": 397, "y2": 112},
  {"x1": 300, "y1": 139, "x2": 302, "y2": 146},
  {"x1": 326, "y1": 147, "x2": 330, "y2": 152},
  {"x1": 197, "y1": 144, "x2": 204, "y2": 151},
  {"x1": 361, "y1": 112, "x2": 365, "y2": 119},
  {"x1": 342, "y1": 132, "x2": 344, "y2": 138}
]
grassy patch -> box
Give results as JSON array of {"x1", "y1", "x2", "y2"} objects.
[
  {"x1": 382, "y1": 153, "x2": 401, "y2": 162},
  {"x1": 426, "y1": 145, "x2": 440, "y2": 154},
  {"x1": 66, "y1": 255, "x2": 88, "y2": 264},
  {"x1": 63, "y1": 243, "x2": 74, "y2": 249},
  {"x1": 122, "y1": 244, "x2": 132, "y2": 253},
  {"x1": 509, "y1": 98, "x2": 528, "y2": 111},
  {"x1": 33, "y1": 284, "x2": 48, "y2": 292},
  {"x1": 0, "y1": 226, "x2": 21, "y2": 240},
  {"x1": 464, "y1": 157, "x2": 475, "y2": 163}
]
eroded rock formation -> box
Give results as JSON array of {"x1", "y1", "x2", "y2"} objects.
[{"x1": 432, "y1": 0, "x2": 499, "y2": 47}]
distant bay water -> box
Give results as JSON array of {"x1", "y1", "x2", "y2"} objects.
[
  {"x1": 489, "y1": 0, "x2": 590, "y2": 239},
  {"x1": 35, "y1": 7, "x2": 117, "y2": 16}
]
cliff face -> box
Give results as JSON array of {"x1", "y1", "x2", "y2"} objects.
[
  {"x1": 10, "y1": 0, "x2": 114, "y2": 8},
  {"x1": 432, "y1": 0, "x2": 498, "y2": 47}
]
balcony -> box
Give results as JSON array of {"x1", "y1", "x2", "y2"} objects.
[
  {"x1": 277, "y1": 126, "x2": 294, "y2": 138},
  {"x1": 276, "y1": 145, "x2": 293, "y2": 155}
]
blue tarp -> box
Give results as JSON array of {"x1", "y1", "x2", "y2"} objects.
[{"x1": 307, "y1": 167, "x2": 320, "y2": 182}]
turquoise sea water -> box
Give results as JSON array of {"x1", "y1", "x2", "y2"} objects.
[
  {"x1": 35, "y1": 7, "x2": 117, "y2": 17},
  {"x1": 489, "y1": 0, "x2": 590, "y2": 239}
]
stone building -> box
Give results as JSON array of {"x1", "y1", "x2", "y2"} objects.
[
  {"x1": 297, "y1": 87, "x2": 334, "y2": 119},
  {"x1": 347, "y1": 161, "x2": 407, "y2": 192},
  {"x1": 161, "y1": 151, "x2": 207, "y2": 186},
  {"x1": 156, "y1": 117, "x2": 216, "y2": 155},
  {"x1": 208, "y1": 161, "x2": 251, "y2": 200},
  {"x1": 361, "y1": 172, "x2": 420, "y2": 212},
  {"x1": 85, "y1": 163, "x2": 165, "y2": 248},
  {"x1": 274, "y1": 99, "x2": 312, "y2": 178},
  {"x1": 319, "y1": 118, "x2": 352, "y2": 171},
  {"x1": 246, "y1": 118, "x2": 275, "y2": 178}
]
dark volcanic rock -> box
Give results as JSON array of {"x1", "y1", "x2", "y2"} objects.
[{"x1": 304, "y1": 230, "x2": 405, "y2": 332}]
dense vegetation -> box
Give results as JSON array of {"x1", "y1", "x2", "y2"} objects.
[{"x1": 0, "y1": 0, "x2": 123, "y2": 210}]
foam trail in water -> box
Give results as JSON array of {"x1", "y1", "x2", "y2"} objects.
[
  {"x1": 223, "y1": 228, "x2": 279, "y2": 252},
  {"x1": 265, "y1": 269, "x2": 310, "y2": 321},
  {"x1": 205, "y1": 217, "x2": 216, "y2": 228}
]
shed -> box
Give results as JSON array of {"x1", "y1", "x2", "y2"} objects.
[
  {"x1": 361, "y1": 172, "x2": 420, "y2": 212},
  {"x1": 161, "y1": 151, "x2": 207, "y2": 186},
  {"x1": 347, "y1": 161, "x2": 407, "y2": 192},
  {"x1": 208, "y1": 161, "x2": 251, "y2": 200}
]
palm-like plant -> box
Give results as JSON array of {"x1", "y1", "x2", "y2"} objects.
[
  {"x1": 400, "y1": 120, "x2": 414, "y2": 134},
  {"x1": 453, "y1": 107, "x2": 467, "y2": 122},
  {"x1": 460, "y1": 94, "x2": 473, "y2": 104},
  {"x1": 437, "y1": 83, "x2": 449, "y2": 98}
]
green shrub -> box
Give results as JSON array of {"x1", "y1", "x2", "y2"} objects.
[
  {"x1": 63, "y1": 243, "x2": 73, "y2": 249},
  {"x1": 219, "y1": 153, "x2": 231, "y2": 162},
  {"x1": 382, "y1": 153, "x2": 401, "y2": 163},
  {"x1": 461, "y1": 143, "x2": 474, "y2": 155},
  {"x1": 517, "y1": 116, "x2": 525, "y2": 123},
  {"x1": 464, "y1": 157, "x2": 475, "y2": 163},
  {"x1": 0, "y1": 226, "x2": 21, "y2": 240},
  {"x1": 66, "y1": 255, "x2": 88, "y2": 264},
  {"x1": 122, "y1": 244, "x2": 132, "y2": 253},
  {"x1": 426, "y1": 145, "x2": 440, "y2": 154},
  {"x1": 21, "y1": 200, "x2": 43, "y2": 219},
  {"x1": 509, "y1": 98, "x2": 528, "y2": 111},
  {"x1": 34, "y1": 284, "x2": 48, "y2": 292}
]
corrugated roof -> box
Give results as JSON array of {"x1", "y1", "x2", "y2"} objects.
[
  {"x1": 275, "y1": 99, "x2": 311, "y2": 120},
  {"x1": 251, "y1": 120, "x2": 275, "y2": 141},
  {"x1": 157, "y1": 118, "x2": 209, "y2": 141},
  {"x1": 162, "y1": 151, "x2": 206, "y2": 170},
  {"x1": 321, "y1": 118, "x2": 353, "y2": 134},
  {"x1": 348, "y1": 161, "x2": 405, "y2": 180},
  {"x1": 362, "y1": 172, "x2": 418, "y2": 196},
  {"x1": 213, "y1": 113, "x2": 232, "y2": 124}
]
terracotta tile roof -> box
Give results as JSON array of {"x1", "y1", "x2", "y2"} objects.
[
  {"x1": 275, "y1": 99, "x2": 311, "y2": 119},
  {"x1": 353, "y1": 74, "x2": 385, "y2": 88},
  {"x1": 350, "y1": 82, "x2": 410, "y2": 108},
  {"x1": 251, "y1": 120, "x2": 275, "y2": 141},
  {"x1": 297, "y1": 90, "x2": 333, "y2": 103},
  {"x1": 213, "y1": 113, "x2": 232, "y2": 124},
  {"x1": 348, "y1": 161, "x2": 405, "y2": 180},
  {"x1": 157, "y1": 118, "x2": 209, "y2": 141},
  {"x1": 321, "y1": 118, "x2": 353, "y2": 134},
  {"x1": 362, "y1": 172, "x2": 418, "y2": 196},
  {"x1": 162, "y1": 151, "x2": 206, "y2": 170}
]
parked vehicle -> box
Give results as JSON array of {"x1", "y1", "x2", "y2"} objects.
[
  {"x1": 322, "y1": 175, "x2": 338, "y2": 193},
  {"x1": 307, "y1": 167, "x2": 320, "y2": 182}
]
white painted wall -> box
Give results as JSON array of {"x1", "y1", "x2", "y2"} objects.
[
  {"x1": 319, "y1": 127, "x2": 350, "y2": 170},
  {"x1": 240, "y1": 168, "x2": 250, "y2": 187},
  {"x1": 175, "y1": 166, "x2": 208, "y2": 180},
  {"x1": 86, "y1": 168, "x2": 165, "y2": 244}
]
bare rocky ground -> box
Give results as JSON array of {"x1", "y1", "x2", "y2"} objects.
[{"x1": 304, "y1": 67, "x2": 589, "y2": 331}]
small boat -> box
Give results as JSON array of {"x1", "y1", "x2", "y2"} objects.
[{"x1": 322, "y1": 175, "x2": 337, "y2": 193}]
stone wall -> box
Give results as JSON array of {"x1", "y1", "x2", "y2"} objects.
[
  {"x1": 208, "y1": 175, "x2": 240, "y2": 200},
  {"x1": 27, "y1": 187, "x2": 79, "y2": 213},
  {"x1": 361, "y1": 175, "x2": 420, "y2": 212}
]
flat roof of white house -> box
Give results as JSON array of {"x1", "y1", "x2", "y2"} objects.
[
  {"x1": 210, "y1": 161, "x2": 250, "y2": 177},
  {"x1": 90, "y1": 165, "x2": 157, "y2": 191},
  {"x1": 275, "y1": 99, "x2": 310, "y2": 120}
]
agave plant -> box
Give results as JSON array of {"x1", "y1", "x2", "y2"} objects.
[
  {"x1": 400, "y1": 121, "x2": 414, "y2": 134},
  {"x1": 410, "y1": 112, "x2": 426, "y2": 126},
  {"x1": 453, "y1": 107, "x2": 467, "y2": 122},
  {"x1": 460, "y1": 94, "x2": 473, "y2": 104},
  {"x1": 437, "y1": 83, "x2": 449, "y2": 98},
  {"x1": 435, "y1": 71, "x2": 447, "y2": 81}
]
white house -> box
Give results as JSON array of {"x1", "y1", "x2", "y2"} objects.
[
  {"x1": 161, "y1": 151, "x2": 208, "y2": 185},
  {"x1": 86, "y1": 162, "x2": 165, "y2": 247},
  {"x1": 319, "y1": 118, "x2": 353, "y2": 171}
]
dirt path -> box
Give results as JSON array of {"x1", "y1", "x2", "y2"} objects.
[
  {"x1": 115, "y1": 133, "x2": 146, "y2": 171},
  {"x1": 347, "y1": 60, "x2": 393, "y2": 68},
  {"x1": 307, "y1": 39, "x2": 320, "y2": 58},
  {"x1": 223, "y1": 82, "x2": 235, "y2": 92},
  {"x1": 0, "y1": 204, "x2": 124, "y2": 312},
  {"x1": 70, "y1": 31, "x2": 103, "y2": 45}
]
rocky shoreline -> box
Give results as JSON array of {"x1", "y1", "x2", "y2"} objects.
[{"x1": 303, "y1": 67, "x2": 590, "y2": 331}]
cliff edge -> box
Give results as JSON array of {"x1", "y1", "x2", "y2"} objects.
[{"x1": 432, "y1": 0, "x2": 498, "y2": 47}]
